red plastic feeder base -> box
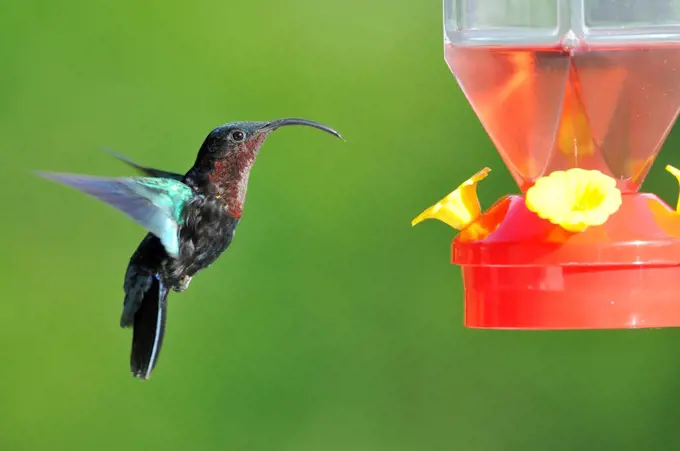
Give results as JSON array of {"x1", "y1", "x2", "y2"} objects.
[{"x1": 453, "y1": 193, "x2": 680, "y2": 329}]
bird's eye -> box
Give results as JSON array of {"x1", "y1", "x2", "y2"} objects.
[{"x1": 230, "y1": 130, "x2": 246, "y2": 142}]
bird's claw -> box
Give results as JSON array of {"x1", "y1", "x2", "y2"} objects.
[{"x1": 172, "y1": 276, "x2": 192, "y2": 292}]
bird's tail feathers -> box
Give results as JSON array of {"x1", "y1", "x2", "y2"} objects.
[{"x1": 130, "y1": 275, "x2": 169, "y2": 380}]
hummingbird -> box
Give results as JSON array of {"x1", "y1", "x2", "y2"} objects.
[{"x1": 37, "y1": 118, "x2": 342, "y2": 380}]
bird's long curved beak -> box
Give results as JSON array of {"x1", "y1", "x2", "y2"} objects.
[{"x1": 259, "y1": 118, "x2": 343, "y2": 140}]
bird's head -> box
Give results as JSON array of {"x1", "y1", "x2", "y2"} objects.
[
  {"x1": 195, "y1": 118, "x2": 341, "y2": 165},
  {"x1": 185, "y1": 118, "x2": 342, "y2": 216}
]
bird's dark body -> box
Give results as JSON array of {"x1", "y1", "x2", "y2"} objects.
[
  {"x1": 38, "y1": 118, "x2": 342, "y2": 380},
  {"x1": 121, "y1": 195, "x2": 239, "y2": 378},
  {"x1": 141, "y1": 198, "x2": 237, "y2": 290},
  {"x1": 121, "y1": 197, "x2": 239, "y2": 325}
]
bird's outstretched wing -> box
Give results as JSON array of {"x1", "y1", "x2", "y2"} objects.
[
  {"x1": 102, "y1": 148, "x2": 185, "y2": 181},
  {"x1": 36, "y1": 172, "x2": 194, "y2": 258}
]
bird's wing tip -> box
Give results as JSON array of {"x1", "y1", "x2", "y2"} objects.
[
  {"x1": 101, "y1": 147, "x2": 136, "y2": 164},
  {"x1": 32, "y1": 171, "x2": 110, "y2": 182},
  {"x1": 32, "y1": 170, "x2": 65, "y2": 181},
  {"x1": 100, "y1": 146, "x2": 121, "y2": 157}
]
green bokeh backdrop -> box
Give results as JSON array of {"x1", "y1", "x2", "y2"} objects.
[{"x1": 3, "y1": 1, "x2": 680, "y2": 450}]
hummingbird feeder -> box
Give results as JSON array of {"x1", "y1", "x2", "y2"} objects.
[{"x1": 413, "y1": 0, "x2": 680, "y2": 329}]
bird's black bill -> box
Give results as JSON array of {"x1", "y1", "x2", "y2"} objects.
[{"x1": 260, "y1": 118, "x2": 343, "y2": 140}]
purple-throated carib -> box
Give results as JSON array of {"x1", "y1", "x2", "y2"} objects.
[{"x1": 37, "y1": 118, "x2": 342, "y2": 379}]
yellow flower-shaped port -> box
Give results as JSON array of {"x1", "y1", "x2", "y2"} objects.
[
  {"x1": 525, "y1": 168, "x2": 622, "y2": 232},
  {"x1": 411, "y1": 168, "x2": 490, "y2": 233},
  {"x1": 666, "y1": 165, "x2": 680, "y2": 212}
]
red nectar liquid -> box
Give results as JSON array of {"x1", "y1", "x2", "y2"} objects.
[{"x1": 445, "y1": 43, "x2": 680, "y2": 192}]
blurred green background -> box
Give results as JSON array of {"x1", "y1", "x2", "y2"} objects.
[{"x1": 3, "y1": 1, "x2": 680, "y2": 450}]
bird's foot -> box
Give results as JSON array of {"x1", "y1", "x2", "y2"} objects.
[{"x1": 172, "y1": 276, "x2": 192, "y2": 292}]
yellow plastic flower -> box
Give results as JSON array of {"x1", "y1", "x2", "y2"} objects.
[
  {"x1": 666, "y1": 164, "x2": 680, "y2": 211},
  {"x1": 411, "y1": 168, "x2": 490, "y2": 233},
  {"x1": 525, "y1": 168, "x2": 622, "y2": 232}
]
